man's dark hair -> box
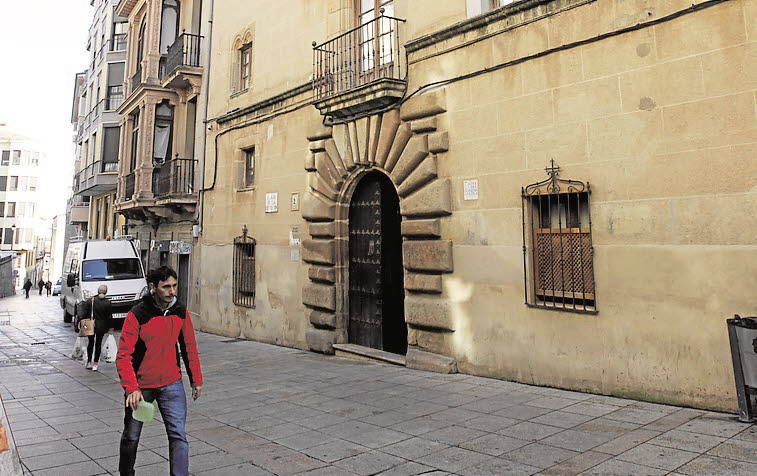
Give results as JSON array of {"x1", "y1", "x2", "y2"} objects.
[{"x1": 147, "y1": 266, "x2": 178, "y2": 287}]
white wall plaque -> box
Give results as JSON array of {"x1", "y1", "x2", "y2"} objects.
[
  {"x1": 265, "y1": 192, "x2": 278, "y2": 213},
  {"x1": 463, "y1": 179, "x2": 479, "y2": 200},
  {"x1": 290, "y1": 192, "x2": 299, "y2": 211}
]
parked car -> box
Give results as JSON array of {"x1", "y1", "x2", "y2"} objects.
[
  {"x1": 52, "y1": 279, "x2": 62, "y2": 296},
  {"x1": 60, "y1": 238, "x2": 148, "y2": 328}
]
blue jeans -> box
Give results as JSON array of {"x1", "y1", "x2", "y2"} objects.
[{"x1": 119, "y1": 379, "x2": 189, "y2": 476}]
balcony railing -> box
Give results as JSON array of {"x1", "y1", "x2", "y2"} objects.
[
  {"x1": 130, "y1": 64, "x2": 142, "y2": 92},
  {"x1": 153, "y1": 157, "x2": 196, "y2": 197},
  {"x1": 110, "y1": 34, "x2": 127, "y2": 52},
  {"x1": 160, "y1": 33, "x2": 202, "y2": 81},
  {"x1": 124, "y1": 172, "x2": 136, "y2": 201},
  {"x1": 106, "y1": 93, "x2": 124, "y2": 110},
  {"x1": 312, "y1": 13, "x2": 405, "y2": 100}
]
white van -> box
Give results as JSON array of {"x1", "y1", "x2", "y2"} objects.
[{"x1": 60, "y1": 238, "x2": 148, "y2": 327}]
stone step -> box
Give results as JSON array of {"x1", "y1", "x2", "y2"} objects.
[{"x1": 333, "y1": 343, "x2": 406, "y2": 366}]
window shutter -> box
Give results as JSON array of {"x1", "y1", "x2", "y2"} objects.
[
  {"x1": 236, "y1": 159, "x2": 245, "y2": 189},
  {"x1": 231, "y1": 54, "x2": 240, "y2": 93}
]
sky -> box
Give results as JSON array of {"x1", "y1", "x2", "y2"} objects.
[{"x1": 0, "y1": 0, "x2": 92, "y2": 221}]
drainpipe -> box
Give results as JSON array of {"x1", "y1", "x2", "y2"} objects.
[
  {"x1": 192, "y1": 0, "x2": 214, "y2": 318},
  {"x1": 196, "y1": 0, "x2": 213, "y2": 233}
]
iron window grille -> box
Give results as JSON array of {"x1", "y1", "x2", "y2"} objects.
[
  {"x1": 233, "y1": 226, "x2": 256, "y2": 308},
  {"x1": 522, "y1": 161, "x2": 597, "y2": 313}
]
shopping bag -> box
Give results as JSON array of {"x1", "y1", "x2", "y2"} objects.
[
  {"x1": 78, "y1": 298, "x2": 95, "y2": 337},
  {"x1": 103, "y1": 333, "x2": 118, "y2": 363},
  {"x1": 71, "y1": 336, "x2": 86, "y2": 361},
  {"x1": 78, "y1": 318, "x2": 95, "y2": 337}
]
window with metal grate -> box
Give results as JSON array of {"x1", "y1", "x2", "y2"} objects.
[
  {"x1": 522, "y1": 161, "x2": 597, "y2": 314},
  {"x1": 233, "y1": 226, "x2": 256, "y2": 308}
]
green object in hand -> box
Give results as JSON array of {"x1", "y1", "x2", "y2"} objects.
[{"x1": 133, "y1": 400, "x2": 156, "y2": 423}]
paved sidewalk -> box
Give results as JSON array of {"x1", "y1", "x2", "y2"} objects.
[{"x1": 1, "y1": 292, "x2": 756, "y2": 475}]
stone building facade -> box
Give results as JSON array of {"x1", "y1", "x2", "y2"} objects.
[
  {"x1": 197, "y1": 0, "x2": 756, "y2": 411},
  {"x1": 114, "y1": 0, "x2": 209, "y2": 303}
]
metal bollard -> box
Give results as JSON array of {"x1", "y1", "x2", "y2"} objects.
[{"x1": 726, "y1": 314, "x2": 757, "y2": 423}]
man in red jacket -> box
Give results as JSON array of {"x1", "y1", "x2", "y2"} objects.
[{"x1": 116, "y1": 266, "x2": 203, "y2": 476}]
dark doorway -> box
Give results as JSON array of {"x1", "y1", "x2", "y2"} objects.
[
  {"x1": 178, "y1": 254, "x2": 190, "y2": 307},
  {"x1": 348, "y1": 171, "x2": 406, "y2": 355}
]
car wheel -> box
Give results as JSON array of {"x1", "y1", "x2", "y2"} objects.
[{"x1": 63, "y1": 307, "x2": 72, "y2": 323}]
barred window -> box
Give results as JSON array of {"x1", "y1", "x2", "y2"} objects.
[
  {"x1": 233, "y1": 226, "x2": 256, "y2": 308},
  {"x1": 522, "y1": 161, "x2": 596, "y2": 313}
]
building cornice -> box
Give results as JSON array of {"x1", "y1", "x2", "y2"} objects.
[
  {"x1": 116, "y1": 0, "x2": 140, "y2": 18},
  {"x1": 404, "y1": 0, "x2": 594, "y2": 59},
  {"x1": 215, "y1": 82, "x2": 313, "y2": 125}
]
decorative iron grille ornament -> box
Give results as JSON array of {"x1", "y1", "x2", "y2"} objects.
[{"x1": 522, "y1": 159, "x2": 590, "y2": 197}]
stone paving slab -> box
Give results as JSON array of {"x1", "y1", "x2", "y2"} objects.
[{"x1": 1, "y1": 292, "x2": 756, "y2": 475}]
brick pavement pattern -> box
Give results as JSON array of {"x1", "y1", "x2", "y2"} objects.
[{"x1": 1, "y1": 292, "x2": 756, "y2": 475}]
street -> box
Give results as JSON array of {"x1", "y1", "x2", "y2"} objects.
[{"x1": 1, "y1": 293, "x2": 756, "y2": 476}]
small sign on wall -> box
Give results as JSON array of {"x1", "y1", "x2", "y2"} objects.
[
  {"x1": 290, "y1": 192, "x2": 299, "y2": 211},
  {"x1": 265, "y1": 192, "x2": 278, "y2": 213},
  {"x1": 463, "y1": 179, "x2": 479, "y2": 201},
  {"x1": 290, "y1": 226, "x2": 300, "y2": 262}
]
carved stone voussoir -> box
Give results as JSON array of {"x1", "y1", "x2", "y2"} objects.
[
  {"x1": 405, "y1": 295, "x2": 454, "y2": 330},
  {"x1": 411, "y1": 117, "x2": 437, "y2": 133},
  {"x1": 397, "y1": 155, "x2": 437, "y2": 198},
  {"x1": 429, "y1": 131, "x2": 449, "y2": 154},
  {"x1": 302, "y1": 282, "x2": 336, "y2": 311},
  {"x1": 309, "y1": 310, "x2": 336, "y2": 329},
  {"x1": 405, "y1": 273, "x2": 442, "y2": 294},
  {"x1": 308, "y1": 265, "x2": 336, "y2": 283},
  {"x1": 401, "y1": 218, "x2": 441, "y2": 238},
  {"x1": 400, "y1": 89, "x2": 447, "y2": 122},
  {"x1": 309, "y1": 222, "x2": 336, "y2": 238},
  {"x1": 307, "y1": 123, "x2": 333, "y2": 141},
  {"x1": 403, "y1": 240, "x2": 453, "y2": 273},
  {"x1": 309, "y1": 140, "x2": 327, "y2": 152},
  {"x1": 302, "y1": 190, "x2": 336, "y2": 222},
  {"x1": 302, "y1": 239, "x2": 335, "y2": 265},
  {"x1": 400, "y1": 179, "x2": 452, "y2": 218}
]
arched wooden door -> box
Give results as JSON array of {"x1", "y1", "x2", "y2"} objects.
[{"x1": 348, "y1": 172, "x2": 406, "y2": 355}]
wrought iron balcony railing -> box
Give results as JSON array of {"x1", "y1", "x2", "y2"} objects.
[
  {"x1": 160, "y1": 33, "x2": 202, "y2": 81},
  {"x1": 110, "y1": 34, "x2": 127, "y2": 52},
  {"x1": 312, "y1": 13, "x2": 405, "y2": 100},
  {"x1": 153, "y1": 157, "x2": 196, "y2": 198}
]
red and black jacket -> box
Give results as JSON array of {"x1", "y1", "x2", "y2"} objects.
[{"x1": 116, "y1": 295, "x2": 203, "y2": 395}]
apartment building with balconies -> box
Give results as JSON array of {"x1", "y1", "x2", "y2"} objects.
[
  {"x1": 67, "y1": 0, "x2": 129, "y2": 245},
  {"x1": 0, "y1": 124, "x2": 48, "y2": 288},
  {"x1": 114, "y1": 0, "x2": 209, "y2": 303}
]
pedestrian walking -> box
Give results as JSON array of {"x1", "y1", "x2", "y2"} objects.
[
  {"x1": 80, "y1": 285, "x2": 113, "y2": 371},
  {"x1": 45, "y1": 280, "x2": 52, "y2": 296},
  {"x1": 116, "y1": 266, "x2": 203, "y2": 476},
  {"x1": 22, "y1": 279, "x2": 32, "y2": 299},
  {"x1": 37, "y1": 279, "x2": 44, "y2": 295}
]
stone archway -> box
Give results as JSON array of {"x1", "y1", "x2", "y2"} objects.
[
  {"x1": 347, "y1": 170, "x2": 406, "y2": 354},
  {"x1": 302, "y1": 89, "x2": 459, "y2": 372}
]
